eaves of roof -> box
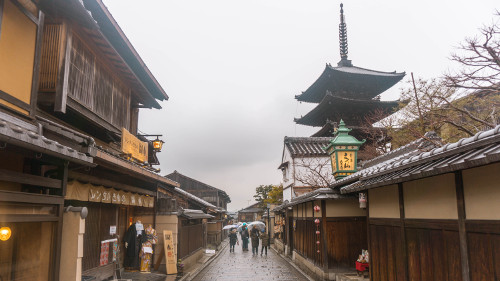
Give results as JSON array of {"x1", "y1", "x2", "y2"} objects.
[{"x1": 340, "y1": 125, "x2": 500, "y2": 194}]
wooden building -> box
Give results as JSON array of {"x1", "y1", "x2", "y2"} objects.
[
  {"x1": 0, "y1": 0, "x2": 192, "y2": 280},
  {"x1": 238, "y1": 203, "x2": 264, "y2": 222},
  {"x1": 165, "y1": 171, "x2": 230, "y2": 248},
  {"x1": 273, "y1": 188, "x2": 367, "y2": 280},
  {"x1": 294, "y1": 4, "x2": 404, "y2": 146},
  {"x1": 334, "y1": 126, "x2": 500, "y2": 281},
  {"x1": 166, "y1": 171, "x2": 231, "y2": 211}
]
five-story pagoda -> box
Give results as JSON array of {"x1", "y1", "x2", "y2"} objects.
[{"x1": 294, "y1": 4, "x2": 405, "y2": 140}]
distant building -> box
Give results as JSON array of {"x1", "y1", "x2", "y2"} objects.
[
  {"x1": 238, "y1": 203, "x2": 264, "y2": 222},
  {"x1": 165, "y1": 171, "x2": 231, "y2": 210},
  {"x1": 293, "y1": 3, "x2": 404, "y2": 156},
  {"x1": 279, "y1": 137, "x2": 334, "y2": 201}
]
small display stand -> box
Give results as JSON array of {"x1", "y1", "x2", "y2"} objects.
[{"x1": 356, "y1": 261, "x2": 369, "y2": 276}]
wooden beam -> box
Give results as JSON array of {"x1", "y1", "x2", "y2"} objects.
[
  {"x1": 455, "y1": 171, "x2": 471, "y2": 281},
  {"x1": 321, "y1": 200, "x2": 329, "y2": 270},
  {"x1": 68, "y1": 171, "x2": 155, "y2": 196},
  {"x1": 29, "y1": 10, "x2": 44, "y2": 117},
  {"x1": 0, "y1": 190, "x2": 64, "y2": 204},
  {"x1": 398, "y1": 183, "x2": 409, "y2": 281},
  {"x1": 0, "y1": 168, "x2": 61, "y2": 189},
  {"x1": 0, "y1": 214, "x2": 59, "y2": 222},
  {"x1": 54, "y1": 23, "x2": 71, "y2": 113},
  {"x1": 366, "y1": 191, "x2": 372, "y2": 281}
]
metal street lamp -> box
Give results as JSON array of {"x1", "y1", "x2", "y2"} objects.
[{"x1": 324, "y1": 120, "x2": 365, "y2": 180}]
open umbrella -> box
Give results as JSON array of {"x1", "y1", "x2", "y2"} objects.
[
  {"x1": 247, "y1": 221, "x2": 266, "y2": 231},
  {"x1": 222, "y1": 224, "x2": 238, "y2": 230}
]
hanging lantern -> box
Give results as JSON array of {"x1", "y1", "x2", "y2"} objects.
[
  {"x1": 359, "y1": 192, "x2": 367, "y2": 209},
  {"x1": 152, "y1": 137, "x2": 164, "y2": 152},
  {"x1": 314, "y1": 205, "x2": 321, "y2": 213},
  {"x1": 316, "y1": 240, "x2": 320, "y2": 245},
  {"x1": 316, "y1": 230, "x2": 320, "y2": 235},
  {"x1": 0, "y1": 227, "x2": 11, "y2": 241},
  {"x1": 324, "y1": 120, "x2": 365, "y2": 180},
  {"x1": 314, "y1": 218, "x2": 320, "y2": 225},
  {"x1": 317, "y1": 250, "x2": 320, "y2": 253}
]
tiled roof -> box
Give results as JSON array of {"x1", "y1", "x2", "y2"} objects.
[
  {"x1": 0, "y1": 117, "x2": 94, "y2": 165},
  {"x1": 340, "y1": 125, "x2": 500, "y2": 194},
  {"x1": 272, "y1": 188, "x2": 350, "y2": 212},
  {"x1": 173, "y1": 187, "x2": 218, "y2": 209},
  {"x1": 330, "y1": 132, "x2": 442, "y2": 189},
  {"x1": 284, "y1": 137, "x2": 332, "y2": 157}
]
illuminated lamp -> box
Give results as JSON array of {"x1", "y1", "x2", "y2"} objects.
[
  {"x1": 0, "y1": 227, "x2": 11, "y2": 241},
  {"x1": 152, "y1": 137, "x2": 164, "y2": 152}
]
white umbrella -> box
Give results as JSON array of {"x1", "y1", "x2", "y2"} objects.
[
  {"x1": 222, "y1": 224, "x2": 238, "y2": 230},
  {"x1": 247, "y1": 221, "x2": 266, "y2": 231}
]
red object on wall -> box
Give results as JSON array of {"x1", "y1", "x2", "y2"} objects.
[{"x1": 355, "y1": 261, "x2": 369, "y2": 272}]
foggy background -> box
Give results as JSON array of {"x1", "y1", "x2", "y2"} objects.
[{"x1": 102, "y1": 0, "x2": 499, "y2": 210}]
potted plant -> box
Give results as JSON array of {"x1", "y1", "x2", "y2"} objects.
[{"x1": 177, "y1": 259, "x2": 185, "y2": 274}]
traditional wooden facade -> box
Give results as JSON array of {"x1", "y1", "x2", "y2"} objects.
[
  {"x1": 273, "y1": 188, "x2": 367, "y2": 280},
  {"x1": 334, "y1": 127, "x2": 500, "y2": 281},
  {"x1": 0, "y1": 0, "x2": 185, "y2": 280},
  {"x1": 294, "y1": 4, "x2": 404, "y2": 143}
]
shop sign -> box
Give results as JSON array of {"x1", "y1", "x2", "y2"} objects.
[
  {"x1": 121, "y1": 128, "x2": 148, "y2": 163},
  {"x1": 109, "y1": 225, "x2": 116, "y2": 235},
  {"x1": 163, "y1": 230, "x2": 177, "y2": 274}
]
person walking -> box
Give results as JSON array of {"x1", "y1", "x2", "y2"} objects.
[
  {"x1": 260, "y1": 229, "x2": 269, "y2": 256},
  {"x1": 240, "y1": 224, "x2": 249, "y2": 251},
  {"x1": 228, "y1": 229, "x2": 239, "y2": 253},
  {"x1": 250, "y1": 226, "x2": 260, "y2": 256}
]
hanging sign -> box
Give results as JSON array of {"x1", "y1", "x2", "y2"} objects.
[
  {"x1": 163, "y1": 230, "x2": 177, "y2": 274},
  {"x1": 109, "y1": 225, "x2": 116, "y2": 235},
  {"x1": 121, "y1": 128, "x2": 148, "y2": 163}
]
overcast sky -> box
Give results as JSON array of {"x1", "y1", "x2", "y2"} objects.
[{"x1": 103, "y1": 0, "x2": 498, "y2": 210}]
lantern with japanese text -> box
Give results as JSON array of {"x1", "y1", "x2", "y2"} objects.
[{"x1": 324, "y1": 120, "x2": 365, "y2": 180}]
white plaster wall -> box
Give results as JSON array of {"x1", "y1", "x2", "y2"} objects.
[{"x1": 283, "y1": 185, "x2": 292, "y2": 202}]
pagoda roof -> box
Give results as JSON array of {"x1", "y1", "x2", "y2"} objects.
[
  {"x1": 296, "y1": 64, "x2": 405, "y2": 103},
  {"x1": 294, "y1": 93, "x2": 398, "y2": 127}
]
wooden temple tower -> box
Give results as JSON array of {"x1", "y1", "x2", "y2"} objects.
[{"x1": 294, "y1": 4, "x2": 405, "y2": 143}]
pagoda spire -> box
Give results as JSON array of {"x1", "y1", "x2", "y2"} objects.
[{"x1": 338, "y1": 3, "x2": 352, "y2": 67}]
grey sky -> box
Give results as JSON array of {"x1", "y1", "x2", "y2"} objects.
[{"x1": 103, "y1": 0, "x2": 498, "y2": 210}]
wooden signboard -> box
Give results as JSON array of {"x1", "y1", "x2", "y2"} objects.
[
  {"x1": 163, "y1": 230, "x2": 177, "y2": 274},
  {"x1": 121, "y1": 128, "x2": 148, "y2": 163}
]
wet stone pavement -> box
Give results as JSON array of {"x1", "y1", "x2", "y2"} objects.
[{"x1": 191, "y1": 244, "x2": 309, "y2": 281}]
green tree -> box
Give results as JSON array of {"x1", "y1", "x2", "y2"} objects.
[
  {"x1": 264, "y1": 184, "x2": 283, "y2": 205},
  {"x1": 253, "y1": 184, "x2": 282, "y2": 208}
]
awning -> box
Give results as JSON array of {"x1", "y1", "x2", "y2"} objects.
[
  {"x1": 66, "y1": 180, "x2": 154, "y2": 208},
  {"x1": 180, "y1": 209, "x2": 214, "y2": 220}
]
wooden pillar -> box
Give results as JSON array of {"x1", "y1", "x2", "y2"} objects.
[
  {"x1": 366, "y1": 191, "x2": 372, "y2": 281},
  {"x1": 455, "y1": 171, "x2": 471, "y2": 281},
  {"x1": 398, "y1": 183, "x2": 409, "y2": 281},
  {"x1": 54, "y1": 161, "x2": 68, "y2": 281},
  {"x1": 321, "y1": 200, "x2": 329, "y2": 270}
]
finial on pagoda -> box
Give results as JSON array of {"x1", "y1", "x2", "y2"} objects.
[{"x1": 338, "y1": 3, "x2": 352, "y2": 67}]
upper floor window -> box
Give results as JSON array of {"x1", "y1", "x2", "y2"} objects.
[{"x1": 68, "y1": 34, "x2": 131, "y2": 130}]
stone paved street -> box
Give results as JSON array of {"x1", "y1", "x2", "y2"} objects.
[{"x1": 191, "y1": 244, "x2": 309, "y2": 281}]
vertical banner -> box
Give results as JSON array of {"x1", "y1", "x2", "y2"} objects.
[
  {"x1": 100, "y1": 241, "x2": 109, "y2": 266},
  {"x1": 163, "y1": 230, "x2": 177, "y2": 274}
]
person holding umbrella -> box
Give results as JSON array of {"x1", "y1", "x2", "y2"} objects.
[
  {"x1": 240, "y1": 223, "x2": 249, "y2": 251},
  {"x1": 260, "y1": 228, "x2": 269, "y2": 256},
  {"x1": 228, "y1": 228, "x2": 239, "y2": 253},
  {"x1": 250, "y1": 225, "x2": 260, "y2": 256}
]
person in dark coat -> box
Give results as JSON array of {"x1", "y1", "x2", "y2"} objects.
[
  {"x1": 260, "y1": 228, "x2": 269, "y2": 256},
  {"x1": 240, "y1": 224, "x2": 249, "y2": 251},
  {"x1": 228, "y1": 229, "x2": 239, "y2": 253},
  {"x1": 250, "y1": 227, "x2": 260, "y2": 255},
  {"x1": 124, "y1": 222, "x2": 144, "y2": 269}
]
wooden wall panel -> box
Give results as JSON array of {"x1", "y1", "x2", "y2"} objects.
[
  {"x1": 468, "y1": 232, "x2": 500, "y2": 281},
  {"x1": 406, "y1": 228, "x2": 462, "y2": 281},
  {"x1": 370, "y1": 225, "x2": 402, "y2": 281},
  {"x1": 326, "y1": 218, "x2": 367, "y2": 269}
]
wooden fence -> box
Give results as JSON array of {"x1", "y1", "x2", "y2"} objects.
[{"x1": 178, "y1": 223, "x2": 203, "y2": 259}]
